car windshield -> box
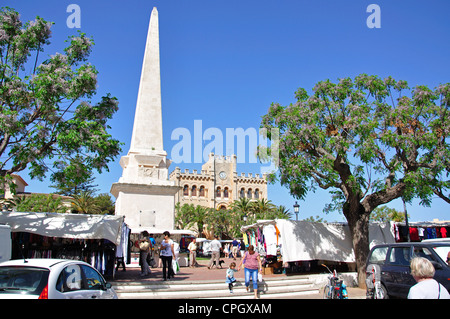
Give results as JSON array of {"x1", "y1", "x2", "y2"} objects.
[
  {"x1": 369, "y1": 246, "x2": 389, "y2": 264},
  {"x1": 0, "y1": 266, "x2": 49, "y2": 296},
  {"x1": 433, "y1": 246, "x2": 450, "y2": 265}
]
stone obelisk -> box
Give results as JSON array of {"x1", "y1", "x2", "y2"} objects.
[
  {"x1": 111, "y1": 7, "x2": 179, "y2": 232},
  {"x1": 130, "y1": 6, "x2": 163, "y2": 154}
]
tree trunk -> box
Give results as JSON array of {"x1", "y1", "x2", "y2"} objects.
[{"x1": 344, "y1": 203, "x2": 370, "y2": 288}]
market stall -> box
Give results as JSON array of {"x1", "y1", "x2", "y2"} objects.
[
  {"x1": 0, "y1": 211, "x2": 129, "y2": 279},
  {"x1": 241, "y1": 219, "x2": 395, "y2": 274},
  {"x1": 393, "y1": 220, "x2": 450, "y2": 242}
]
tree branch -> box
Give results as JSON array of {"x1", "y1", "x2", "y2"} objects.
[
  {"x1": 0, "y1": 133, "x2": 11, "y2": 157},
  {"x1": 433, "y1": 187, "x2": 450, "y2": 204},
  {"x1": 362, "y1": 182, "x2": 406, "y2": 212},
  {"x1": 310, "y1": 168, "x2": 340, "y2": 190}
]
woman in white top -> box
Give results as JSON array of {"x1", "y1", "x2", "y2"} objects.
[
  {"x1": 408, "y1": 257, "x2": 450, "y2": 299},
  {"x1": 160, "y1": 231, "x2": 175, "y2": 281}
]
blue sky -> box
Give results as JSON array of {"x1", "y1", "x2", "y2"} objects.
[{"x1": 5, "y1": 0, "x2": 450, "y2": 222}]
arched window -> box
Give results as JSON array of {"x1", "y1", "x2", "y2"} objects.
[
  {"x1": 183, "y1": 185, "x2": 189, "y2": 196},
  {"x1": 199, "y1": 186, "x2": 205, "y2": 197},
  {"x1": 224, "y1": 187, "x2": 229, "y2": 198},
  {"x1": 247, "y1": 188, "x2": 252, "y2": 199},
  {"x1": 240, "y1": 188, "x2": 245, "y2": 198},
  {"x1": 191, "y1": 185, "x2": 197, "y2": 196},
  {"x1": 216, "y1": 187, "x2": 221, "y2": 198},
  {"x1": 219, "y1": 205, "x2": 227, "y2": 210},
  {"x1": 255, "y1": 189, "x2": 259, "y2": 199}
]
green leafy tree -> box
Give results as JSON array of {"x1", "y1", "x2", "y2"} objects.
[
  {"x1": 431, "y1": 183, "x2": 450, "y2": 204},
  {"x1": 174, "y1": 202, "x2": 195, "y2": 230},
  {"x1": 69, "y1": 190, "x2": 99, "y2": 214},
  {"x1": 193, "y1": 205, "x2": 209, "y2": 237},
  {"x1": 274, "y1": 205, "x2": 292, "y2": 220},
  {"x1": 422, "y1": 162, "x2": 450, "y2": 205},
  {"x1": 303, "y1": 215, "x2": 328, "y2": 223},
  {"x1": 0, "y1": 7, "x2": 121, "y2": 194},
  {"x1": 229, "y1": 198, "x2": 291, "y2": 237},
  {"x1": 14, "y1": 194, "x2": 66, "y2": 213},
  {"x1": 204, "y1": 207, "x2": 230, "y2": 238},
  {"x1": 261, "y1": 74, "x2": 450, "y2": 285},
  {"x1": 250, "y1": 198, "x2": 276, "y2": 219},
  {"x1": 94, "y1": 193, "x2": 115, "y2": 215},
  {"x1": 230, "y1": 197, "x2": 254, "y2": 221},
  {"x1": 49, "y1": 155, "x2": 98, "y2": 196},
  {"x1": 175, "y1": 199, "x2": 292, "y2": 239},
  {"x1": 174, "y1": 203, "x2": 209, "y2": 237},
  {"x1": 370, "y1": 205, "x2": 406, "y2": 222}
]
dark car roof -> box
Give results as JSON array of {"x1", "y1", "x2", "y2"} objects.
[{"x1": 371, "y1": 242, "x2": 450, "y2": 249}]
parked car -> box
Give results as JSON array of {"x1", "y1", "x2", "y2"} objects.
[
  {"x1": 0, "y1": 225, "x2": 11, "y2": 263},
  {"x1": 0, "y1": 259, "x2": 117, "y2": 299},
  {"x1": 366, "y1": 242, "x2": 450, "y2": 299}
]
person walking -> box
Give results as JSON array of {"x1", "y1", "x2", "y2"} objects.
[
  {"x1": 239, "y1": 239, "x2": 245, "y2": 258},
  {"x1": 160, "y1": 231, "x2": 175, "y2": 281},
  {"x1": 139, "y1": 232, "x2": 151, "y2": 277},
  {"x1": 208, "y1": 235, "x2": 222, "y2": 269},
  {"x1": 226, "y1": 262, "x2": 238, "y2": 294},
  {"x1": 224, "y1": 243, "x2": 230, "y2": 258},
  {"x1": 188, "y1": 238, "x2": 197, "y2": 267},
  {"x1": 408, "y1": 257, "x2": 450, "y2": 299},
  {"x1": 238, "y1": 245, "x2": 262, "y2": 299},
  {"x1": 231, "y1": 238, "x2": 239, "y2": 260}
]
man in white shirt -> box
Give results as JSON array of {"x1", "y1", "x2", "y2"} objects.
[
  {"x1": 208, "y1": 235, "x2": 222, "y2": 269},
  {"x1": 188, "y1": 238, "x2": 197, "y2": 267}
]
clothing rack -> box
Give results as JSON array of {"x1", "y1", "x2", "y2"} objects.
[{"x1": 11, "y1": 232, "x2": 119, "y2": 278}]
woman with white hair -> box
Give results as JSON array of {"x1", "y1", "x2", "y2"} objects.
[{"x1": 408, "y1": 257, "x2": 450, "y2": 299}]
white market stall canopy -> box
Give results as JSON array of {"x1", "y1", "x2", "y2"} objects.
[
  {"x1": 130, "y1": 227, "x2": 195, "y2": 236},
  {"x1": 0, "y1": 211, "x2": 124, "y2": 245},
  {"x1": 242, "y1": 219, "x2": 395, "y2": 263}
]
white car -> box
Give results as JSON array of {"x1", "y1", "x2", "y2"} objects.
[{"x1": 0, "y1": 259, "x2": 117, "y2": 299}]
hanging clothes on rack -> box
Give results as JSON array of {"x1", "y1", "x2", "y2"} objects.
[
  {"x1": 409, "y1": 227, "x2": 419, "y2": 241},
  {"x1": 243, "y1": 233, "x2": 249, "y2": 247},
  {"x1": 425, "y1": 228, "x2": 437, "y2": 239},
  {"x1": 116, "y1": 223, "x2": 131, "y2": 264},
  {"x1": 274, "y1": 224, "x2": 280, "y2": 245},
  {"x1": 263, "y1": 224, "x2": 278, "y2": 256},
  {"x1": 251, "y1": 230, "x2": 257, "y2": 247}
]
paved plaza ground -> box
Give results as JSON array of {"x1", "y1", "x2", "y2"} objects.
[{"x1": 111, "y1": 257, "x2": 367, "y2": 299}]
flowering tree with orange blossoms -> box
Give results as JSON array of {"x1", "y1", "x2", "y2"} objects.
[{"x1": 261, "y1": 74, "x2": 450, "y2": 286}]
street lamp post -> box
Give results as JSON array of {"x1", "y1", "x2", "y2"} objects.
[{"x1": 293, "y1": 202, "x2": 300, "y2": 221}]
